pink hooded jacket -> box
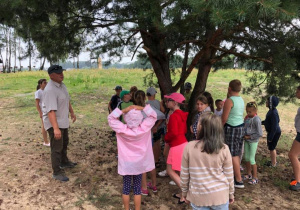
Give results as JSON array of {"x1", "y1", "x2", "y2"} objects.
[{"x1": 107, "y1": 104, "x2": 157, "y2": 175}]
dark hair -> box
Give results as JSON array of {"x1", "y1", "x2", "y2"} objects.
[
  {"x1": 36, "y1": 79, "x2": 46, "y2": 90},
  {"x1": 134, "y1": 90, "x2": 146, "y2": 107},
  {"x1": 130, "y1": 86, "x2": 138, "y2": 102},
  {"x1": 202, "y1": 91, "x2": 215, "y2": 112},
  {"x1": 195, "y1": 112, "x2": 225, "y2": 154},
  {"x1": 215, "y1": 99, "x2": 222, "y2": 105},
  {"x1": 229, "y1": 79, "x2": 242, "y2": 92}
]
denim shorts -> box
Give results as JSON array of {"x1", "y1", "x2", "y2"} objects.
[
  {"x1": 296, "y1": 132, "x2": 300, "y2": 143},
  {"x1": 191, "y1": 201, "x2": 229, "y2": 210}
]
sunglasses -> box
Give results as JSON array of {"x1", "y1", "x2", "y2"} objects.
[
  {"x1": 167, "y1": 98, "x2": 174, "y2": 102},
  {"x1": 247, "y1": 102, "x2": 257, "y2": 108}
]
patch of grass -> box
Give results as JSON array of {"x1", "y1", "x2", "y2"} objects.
[
  {"x1": 2, "y1": 137, "x2": 12, "y2": 141},
  {"x1": 277, "y1": 133, "x2": 294, "y2": 150},
  {"x1": 242, "y1": 196, "x2": 252, "y2": 204},
  {"x1": 273, "y1": 178, "x2": 289, "y2": 191}
]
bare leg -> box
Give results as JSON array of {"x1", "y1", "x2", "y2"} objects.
[
  {"x1": 288, "y1": 140, "x2": 300, "y2": 182},
  {"x1": 149, "y1": 168, "x2": 157, "y2": 187},
  {"x1": 270, "y1": 150, "x2": 277, "y2": 166},
  {"x1": 245, "y1": 161, "x2": 251, "y2": 176},
  {"x1": 122, "y1": 194, "x2": 130, "y2": 210},
  {"x1": 133, "y1": 195, "x2": 141, "y2": 210},
  {"x1": 153, "y1": 140, "x2": 161, "y2": 163},
  {"x1": 252, "y1": 164, "x2": 258, "y2": 179},
  {"x1": 166, "y1": 164, "x2": 183, "y2": 200},
  {"x1": 141, "y1": 173, "x2": 147, "y2": 190},
  {"x1": 232, "y1": 156, "x2": 242, "y2": 182}
]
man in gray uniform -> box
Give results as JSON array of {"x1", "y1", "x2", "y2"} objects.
[{"x1": 43, "y1": 65, "x2": 77, "y2": 182}]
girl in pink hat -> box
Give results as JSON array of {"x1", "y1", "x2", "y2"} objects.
[
  {"x1": 108, "y1": 104, "x2": 157, "y2": 210},
  {"x1": 164, "y1": 92, "x2": 189, "y2": 204}
]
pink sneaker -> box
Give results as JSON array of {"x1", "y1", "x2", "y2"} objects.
[
  {"x1": 141, "y1": 188, "x2": 149, "y2": 195},
  {"x1": 147, "y1": 182, "x2": 158, "y2": 193}
]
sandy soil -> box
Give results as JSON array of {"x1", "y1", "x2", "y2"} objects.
[{"x1": 0, "y1": 98, "x2": 300, "y2": 210}]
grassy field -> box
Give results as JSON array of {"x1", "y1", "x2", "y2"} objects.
[
  {"x1": 1, "y1": 68, "x2": 300, "y2": 209},
  {"x1": 0, "y1": 68, "x2": 298, "y2": 138}
]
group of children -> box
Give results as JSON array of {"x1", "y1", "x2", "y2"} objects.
[{"x1": 106, "y1": 80, "x2": 300, "y2": 210}]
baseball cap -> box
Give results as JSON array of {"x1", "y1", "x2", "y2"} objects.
[
  {"x1": 114, "y1": 86, "x2": 122, "y2": 90},
  {"x1": 123, "y1": 109, "x2": 143, "y2": 128},
  {"x1": 164, "y1": 92, "x2": 185, "y2": 103},
  {"x1": 48, "y1": 65, "x2": 65, "y2": 74},
  {"x1": 146, "y1": 87, "x2": 157, "y2": 96},
  {"x1": 184, "y1": 82, "x2": 192, "y2": 90},
  {"x1": 120, "y1": 90, "x2": 130, "y2": 99}
]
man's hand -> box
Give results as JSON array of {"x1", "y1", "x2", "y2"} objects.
[
  {"x1": 54, "y1": 128, "x2": 61, "y2": 140},
  {"x1": 71, "y1": 112, "x2": 76, "y2": 123}
]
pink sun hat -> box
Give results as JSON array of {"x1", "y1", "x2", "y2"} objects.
[
  {"x1": 123, "y1": 109, "x2": 144, "y2": 128},
  {"x1": 164, "y1": 92, "x2": 185, "y2": 103}
]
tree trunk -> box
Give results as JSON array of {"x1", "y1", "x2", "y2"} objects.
[
  {"x1": 186, "y1": 59, "x2": 212, "y2": 141},
  {"x1": 77, "y1": 56, "x2": 79, "y2": 69},
  {"x1": 8, "y1": 30, "x2": 12, "y2": 73},
  {"x1": 39, "y1": 57, "x2": 46, "y2": 70},
  {"x1": 18, "y1": 38, "x2": 22, "y2": 72}
]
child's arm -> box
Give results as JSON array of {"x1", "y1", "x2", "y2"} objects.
[
  {"x1": 221, "y1": 98, "x2": 233, "y2": 125},
  {"x1": 223, "y1": 146, "x2": 235, "y2": 201},
  {"x1": 140, "y1": 105, "x2": 157, "y2": 132},
  {"x1": 35, "y1": 99, "x2": 42, "y2": 118},
  {"x1": 266, "y1": 112, "x2": 278, "y2": 142},
  {"x1": 250, "y1": 117, "x2": 263, "y2": 140},
  {"x1": 180, "y1": 145, "x2": 190, "y2": 199},
  {"x1": 107, "y1": 107, "x2": 127, "y2": 133},
  {"x1": 108, "y1": 100, "x2": 113, "y2": 113}
]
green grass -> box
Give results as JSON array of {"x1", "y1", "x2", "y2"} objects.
[{"x1": 1, "y1": 68, "x2": 299, "y2": 132}]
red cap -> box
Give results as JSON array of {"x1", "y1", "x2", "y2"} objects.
[{"x1": 164, "y1": 93, "x2": 185, "y2": 103}]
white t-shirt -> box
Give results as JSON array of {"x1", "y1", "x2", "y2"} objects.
[
  {"x1": 35, "y1": 89, "x2": 44, "y2": 109},
  {"x1": 214, "y1": 109, "x2": 223, "y2": 117}
]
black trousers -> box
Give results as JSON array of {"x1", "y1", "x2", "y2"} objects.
[{"x1": 47, "y1": 127, "x2": 69, "y2": 175}]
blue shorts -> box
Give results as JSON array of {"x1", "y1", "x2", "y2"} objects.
[{"x1": 296, "y1": 132, "x2": 300, "y2": 143}]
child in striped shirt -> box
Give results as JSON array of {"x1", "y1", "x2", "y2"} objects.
[{"x1": 180, "y1": 112, "x2": 234, "y2": 209}]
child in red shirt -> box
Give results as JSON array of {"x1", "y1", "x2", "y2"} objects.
[{"x1": 164, "y1": 93, "x2": 188, "y2": 204}]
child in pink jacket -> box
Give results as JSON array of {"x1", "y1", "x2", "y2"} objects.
[{"x1": 108, "y1": 104, "x2": 157, "y2": 210}]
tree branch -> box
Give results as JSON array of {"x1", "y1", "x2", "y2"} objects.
[
  {"x1": 211, "y1": 45, "x2": 273, "y2": 64},
  {"x1": 167, "y1": 40, "x2": 203, "y2": 57},
  {"x1": 131, "y1": 41, "x2": 143, "y2": 61},
  {"x1": 161, "y1": 0, "x2": 175, "y2": 8}
]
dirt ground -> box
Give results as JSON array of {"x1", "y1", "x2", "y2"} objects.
[{"x1": 0, "y1": 97, "x2": 300, "y2": 210}]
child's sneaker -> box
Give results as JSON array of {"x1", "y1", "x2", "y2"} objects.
[
  {"x1": 147, "y1": 182, "x2": 157, "y2": 193},
  {"x1": 265, "y1": 161, "x2": 277, "y2": 167},
  {"x1": 234, "y1": 180, "x2": 245, "y2": 188},
  {"x1": 169, "y1": 180, "x2": 176, "y2": 185},
  {"x1": 141, "y1": 188, "x2": 149, "y2": 195},
  {"x1": 289, "y1": 180, "x2": 300, "y2": 191},
  {"x1": 158, "y1": 170, "x2": 168, "y2": 177}
]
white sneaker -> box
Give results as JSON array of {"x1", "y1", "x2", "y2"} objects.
[
  {"x1": 169, "y1": 180, "x2": 176, "y2": 185},
  {"x1": 43, "y1": 142, "x2": 50, "y2": 147},
  {"x1": 158, "y1": 170, "x2": 168, "y2": 177}
]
